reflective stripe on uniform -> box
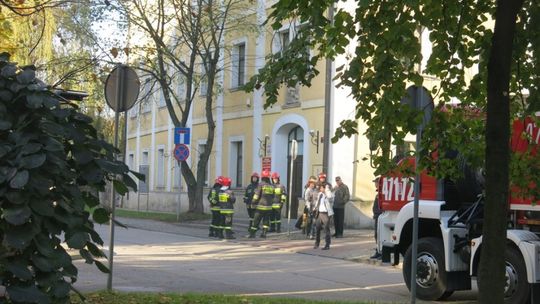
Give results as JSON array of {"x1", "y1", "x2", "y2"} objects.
[
  {"x1": 262, "y1": 185, "x2": 274, "y2": 194},
  {"x1": 220, "y1": 210, "x2": 234, "y2": 214},
  {"x1": 219, "y1": 193, "x2": 230, "y2": 202},
  {"x1": 257, "y1": 205, "x2": 273, "y2": 211}
]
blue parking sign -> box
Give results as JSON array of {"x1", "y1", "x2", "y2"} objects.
[{"x1": 174, "y1": 127, "x2": 190, "y2": 145}]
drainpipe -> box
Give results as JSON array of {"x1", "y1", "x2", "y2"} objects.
[{"x1": 322, "y1": 4, "x2": 334, "y2": 174}]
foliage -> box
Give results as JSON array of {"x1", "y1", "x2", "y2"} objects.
[
  {"x1": 70, "y1": 291, "x2": 381, "y2": 304},
  {"x1": 0, "y1": 53, "x2": 139, "y2": 303},
  {"x1": 246, "y1": 1, "x2": 539, "y2": 184}
]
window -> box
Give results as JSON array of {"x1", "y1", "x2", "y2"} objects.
[
  {"x1": 156, "y1": 148, "x2": 165, "y2": 187},
  {"x1": 177, "y1": 77, "x2": 186, "y2": 101},
  {"x1": 288, "y1": 126, "x2": 304, "y2": 156},
  {"x1": 173, "y1": 162, "x2": 181, "y2": 189},
  {"x1": 198, "y1": 143, "x2": 209, "y2": 186},
  {"x1": 142, "y1": 151, "x2": 149, "y2": 165},
  {"x1": 157, "y1": 89, "x2": 166, "y2": 108},
  {"x1": 128, "y1": 153, "x2": 134, "y2": 170},
  {"x1": 129, "y1": 104, "x2": 138, "y2": 118},
  {"x1": 199, "y1": 56, "x2": 208, "y2": 96},
  {"x1": 280, "y1": 30, "x2": 290, "y2": 52},
  {"x1": 141, "y1": 79, "x2": 152, "y2": 113},
  {"x1": 230, "y1": 141, "x2": 243, "y2": 188},
  {"x1": 231, "y1": 42, "x2": 246, "y2": 88}
]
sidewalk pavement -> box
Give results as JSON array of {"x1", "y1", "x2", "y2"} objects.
[{"x1": 113, "y1": 216, "x2": 394, "y2": 269}]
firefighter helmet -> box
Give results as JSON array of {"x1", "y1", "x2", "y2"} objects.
[
  {"x1": 271, "y1": 172, "x2": 280, "y2": 179},
  {"x1": 216, "y1": 176, "x2": 225, "y2": 185},
  {"x1": 222, "y1": 177, "x2": 232, "y2": 187},
  {"x1": 318, "y1": 172, "x2": 327, "y2": 179},
  {"x1": 251, "y1": 172, "x2": 259, "y2": 178},
  {"x1": 261, "y1": 170, "x2": 271, "y2": 178}
]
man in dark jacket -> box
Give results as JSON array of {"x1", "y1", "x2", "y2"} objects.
[
  {"x1": 332, "y1": 176, "x2": 350, "y2": 238},
  {"x1": 243, "y1": 172, "x2": 259, "y2": 232}
]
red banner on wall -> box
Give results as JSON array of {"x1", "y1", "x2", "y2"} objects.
[{"x1": 262, "y1": 157, "x2": 271, "y2": 172}]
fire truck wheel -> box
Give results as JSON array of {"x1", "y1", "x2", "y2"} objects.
[
  {"x1": 403, "y1": 237, "x2": 453, "y2": 300},
  {"x1": 503, "y1": 246, "x2": 530, "y2": 304}
]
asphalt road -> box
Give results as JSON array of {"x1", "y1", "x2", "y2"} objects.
[{"x1": 74, "y1": 221, "x2": 477, "y2": 303}]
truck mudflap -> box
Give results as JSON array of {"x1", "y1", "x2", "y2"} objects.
[{"x1": 381, "y1": 242, "x2": 400, "y2": 265}]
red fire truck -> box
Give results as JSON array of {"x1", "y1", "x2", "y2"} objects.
[{"x1": 377, "y1": 114, "x2": 539, "y2": 303}]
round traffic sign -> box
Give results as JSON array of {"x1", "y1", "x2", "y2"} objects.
[
  {"x1": 174, "y1": 144, "x2": 190, "y2": 162},
  {"x1": 105, "y1": 65, "x2": 140, "y2": 112}
]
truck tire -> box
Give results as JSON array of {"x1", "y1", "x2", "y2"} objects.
[
  {"x1": 503, "y1": 246, "x2": 530, "y2": 304},
  {"x1": 403, "y1": 237, "x2": 453, "y2": 300}
]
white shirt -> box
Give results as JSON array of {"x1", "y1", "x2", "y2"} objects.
[{"x1": 317, "y1": 192, "x2": 328, "y2": 212}]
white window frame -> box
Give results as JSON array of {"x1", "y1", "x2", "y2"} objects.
[
  {"x1": 197, "y1": 140, "x2": 209, "y2": 187},
  {"x1": 228, "y1": 136, "x2": 244, "y2": 188},
  {"x1": 230, "y1": 38, "x2": 247, "y2": 89},
  {"x1": 156, "y1": 146, "x2": 165, "y2": 188}
]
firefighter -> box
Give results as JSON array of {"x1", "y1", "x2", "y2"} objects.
[
  {"x1": 218, "y1": 177, "x2": 236, "y2": 239},
  {"x1": 270, "y1": 172, "x2": 287, "y2": 233},
  {"x1": 208, "y1": 176, "x2": 224, "y2": 238},
  {"x1": 248, "y1": 170, "x2": 274, "y2": 238},
  {"x1": 243, "y1": 172, "x2": 259, "y2": 232}
]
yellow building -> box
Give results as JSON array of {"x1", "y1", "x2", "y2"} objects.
[{"x1": 124, "y1": 0, "x2": 382, "y2": 227}]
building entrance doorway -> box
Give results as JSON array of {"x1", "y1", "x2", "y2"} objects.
[{"x1": 285, "y1": 126, "x2": 304, "y2": 219}]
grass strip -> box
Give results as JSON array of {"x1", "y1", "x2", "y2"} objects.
[
  {"x1": 71, "y1": 291, "x2": 380, "y2": 304},
  {"x1": 115, "y1": 208, "x2": 211, "y2": 223}
]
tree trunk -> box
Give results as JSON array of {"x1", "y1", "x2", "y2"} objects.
[{"x1": 478, "y1": 0, "x2": 524, "y2": 303}]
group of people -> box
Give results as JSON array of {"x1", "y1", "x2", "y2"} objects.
[
  {"x1": 244, "y1": 170, "x2": 287, "y2": 238},
  {"x1": 299, "y1": 172, "x2": 350, "y2": 250},
  {"x1": 207, "y1": 170, "x2": 353, "y2": 252}
]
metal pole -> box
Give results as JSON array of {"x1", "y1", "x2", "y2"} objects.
[
  {"x1": 107, "y1": 65, "x2": 126, "y2": 291},
  {"x1": 287, "y1": 156, "x2": 294, "y2": 238},
  {"x1": 410, "y1": 88, "x2": 425, "y2": 303},
  {"x1": 322, "y1": 4, "x2": 334, "y2": 173}
]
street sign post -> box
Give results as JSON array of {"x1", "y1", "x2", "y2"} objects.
[
  {"x1": 400, "y1": 86, "x2": 433, "y2": 303},
  {"x1": 104, "y1": 64, "x2": 140, "y2": 292},
  {"x1": 288, "y1": 140, "x2": 298, "y2": 237}
]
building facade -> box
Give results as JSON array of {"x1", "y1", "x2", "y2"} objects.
[{"x1": 123, "y1": 0, "x2": 380, "y2": 227}]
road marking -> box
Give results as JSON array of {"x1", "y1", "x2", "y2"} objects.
[{"x1": 239, "y1": 283, "x2": 406, "y2": 297}]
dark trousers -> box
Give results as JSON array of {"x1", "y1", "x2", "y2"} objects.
[
  {"x1": 251, "y1": 209, "x2": 271, "y2": 233},
  {"x1": 333, "y1": 207, "x2": 344, "y2": 236},
  {"x1": 315, "y1": 212, "x2": 331, "y2": 247},
  {"x1": 210, "y1": 210, "x2": 221, "y2": 232},
  {"x1": 247, "y1": 206, "x2": 255, "y2": 230}
]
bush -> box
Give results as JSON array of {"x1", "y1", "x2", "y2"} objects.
[{"x1": 0, "y1": 53, "x2": 139, "y2": 303}]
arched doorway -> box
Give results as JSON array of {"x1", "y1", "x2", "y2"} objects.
[{"x1": 286, "y1": 126, "x2": 304, "y2": 219}]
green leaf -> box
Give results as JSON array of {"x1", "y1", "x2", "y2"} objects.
[
  {"x1": 33, "y1": 254, "x2": 54, "y2": 271},
  {"x1": 0, "y1": 118, "x2": 11, "y2": 130},
  {"x1": 96, "y1": 159, "x2": 127, "y2": 174},
  {"x1": 20, "y1": 142, "x2": 42, "y2": 155},
  {"x1": 87, "y1": 242, "x2": 106, "y2": 258},
  {"x1": 4, "y1": 224, "x2": 35, "y2": 249},
  {"x1": 7, "y1": 284, "x2": 50, "y2": 304},
  {"x1": 92, "y1": 208, "x2": 109, "y2": 224},
  {"x1": 66, "y1": 231, "x2": 89, "y2": 249},
  {"x1": 30, "y1": 199, "x2": 55, "y2": 216},
  {"x1": 113, "y1": 179, "x2": 128, "y2": 195},
  {"x1": 5, "y1": 261, "x2": 33, "y2": 280},
  {"x1": 72, "y1": 147, "x2": 93, "y2": 165},
  {"x1": 26, "y1": 93, "x2": 43, "y2": 109},
  {"x1": 130, "y1": 169, "x2": 146, "y2": 181},
  {"x1": 20, "y1": 153, "x2": 46, "y2": 169},
  {"x1": 43, "y1": 137, "x2": 64, "y2": 151},
  {"x1": 52, "y1": 280, "x2": 71, "y2": 298},
  {"x1": 34, "y1": 234, "x2": 56, "y2": 257},
  {"x1": 94, "y1": 260, "x2": 110, "y2": 274},
  {"x1": 9, "y1": 170, "x2": 29, "y2": 188},
  {"x1": 4, "y1": 205, "x2": 32, "y2": 225},
  {"x1": 16, "y1": 68, "x2": 36, "y2": 84}
]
